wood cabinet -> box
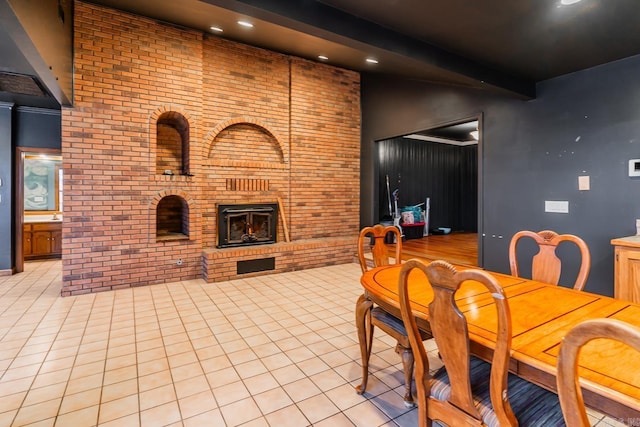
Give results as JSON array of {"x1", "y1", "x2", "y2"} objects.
[
  {"x1": 24, "y1": 222, "x2": 62, "y2": 260},
  {"x1": 611, "y1": 235, "x2": 640, "y2": 303}
]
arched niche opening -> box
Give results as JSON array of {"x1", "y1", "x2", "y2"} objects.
[
  {"x1": 205, "y1": 117, "x2": 285, "y2": 167},
  {"x1": 156, "y1": 112, "x2": 190, "y2": 176},
  {"x1": 156, "y1": 195, "x2": 189, "y2": 241}
]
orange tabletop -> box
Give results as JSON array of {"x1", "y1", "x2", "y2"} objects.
[{"x1": 358, "y1": 263, "x2": 640, "y2": 421}]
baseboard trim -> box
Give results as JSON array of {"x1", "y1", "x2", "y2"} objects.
[{"x1": 0, "y1": 268, "x2": 16, "y2": 277}]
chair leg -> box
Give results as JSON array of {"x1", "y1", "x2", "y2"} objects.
[
  {"x1": 396, "y1": 342, "x2": 415, "y2": 407},
  {"x1": 355, "y1": 294, "x2": 374, "y2": 394}
]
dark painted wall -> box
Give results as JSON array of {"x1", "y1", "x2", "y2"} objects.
[
  {"x1": 0, "y1": 106, "x2": 61, "y2": 271},
  {"x1": 361, "y1": 55, "x2": 640, "y2": 296},
  {"x1": 15, "y1": 107, "x2": 62, "y2": 148},
  {"x1": 0, "y1": 103, "x2": 13, "y2": 270}
]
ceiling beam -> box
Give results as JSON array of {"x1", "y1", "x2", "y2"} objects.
[
  {"x1": 202, "y1": 0, "x2": 536, "y2": 99},
  {"x1": 1, "y1": 0, "x2": 72, "y2": 106}
]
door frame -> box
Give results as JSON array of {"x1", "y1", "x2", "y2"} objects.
[
  {"x1": 15, "y1": 147, "x2": 62, "y2": 273},
  {"x1": 375, "y1": 113, "x2": 484, "y2": 267}
]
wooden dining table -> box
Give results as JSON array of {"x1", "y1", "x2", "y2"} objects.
[{"x1": 357, "y1": 262, "x2": 640, "y2": 422}]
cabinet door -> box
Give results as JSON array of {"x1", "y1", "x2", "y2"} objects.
[
  {"x1": 51, "y1": 230, "x2": 62, "y2": 254},
  {"x1": 616, "y1": 247, "x2": 640, "y2": 303},
  {"x1": 23, "y1": 231, "x2": 32, "y2": 256},
  {"x1": 32, "y1": 231, "x2": 52, "y2": 255}
]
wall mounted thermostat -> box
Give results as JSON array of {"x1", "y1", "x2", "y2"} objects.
[{"x1": 630, "y1": 159, "x2": 640, "y2": 177}]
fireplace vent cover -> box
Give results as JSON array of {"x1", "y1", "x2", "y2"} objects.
[{"x1": 237, "y1": 257, "x2": 275, "y2": 274}]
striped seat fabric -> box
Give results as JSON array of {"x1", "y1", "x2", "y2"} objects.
[
  {"x1": 371, "y1": 307, "x2": 406, "y2": 333},
  {"x1": 371, "y1": 307, "x2": 430, "y2": 340},
  {"x1": 430, "y1": 356, "x2": 565, "y2": 426}
]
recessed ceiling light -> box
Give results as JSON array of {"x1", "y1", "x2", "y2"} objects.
[
  {"x1": 560, "y1": 0, "x2": 581, "y2": 4},
  {"x1": 237, "y1": 20, "x2": 254, "y2": 28},
  {"x1": 318, "y1": 55, "x2": 329, "y2": 61},
  {"x1": 365, "y1": 58, "x2": 379, "y2": 64},
  {"x1": 210, "y1": 26, "x2": 223, "y2": 33}
]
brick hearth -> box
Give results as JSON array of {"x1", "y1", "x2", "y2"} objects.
[
  {"x1": 60, "y1": 2, "x2": 360, "y2": 295},
  {"x1": 202, "y1": 238, "x2": 356, "y2": 283}
]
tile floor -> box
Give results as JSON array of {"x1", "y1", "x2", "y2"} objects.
[{"x1": 0, "y1": 260, "x2": 624, "y2": 426}]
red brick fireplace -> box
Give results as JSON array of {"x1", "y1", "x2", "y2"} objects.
[{"x1": 59, "y1": 2, "x2": 360, "y2": 295}]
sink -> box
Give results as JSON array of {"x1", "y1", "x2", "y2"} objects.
[{"x1": 24, "y1": 215, "x2": 63, "y2": 223}]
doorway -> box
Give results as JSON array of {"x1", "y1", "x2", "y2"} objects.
[
  {"x1": 15, "y1": 147, "x2": 63, "y2": 273},
  {"x1": 376, "y1": 117, "x2": 481, "y2": 266}
]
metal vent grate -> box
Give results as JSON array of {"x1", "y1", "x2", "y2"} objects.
[
  {"x1": 0, "y1": 72, "x2": 48, "y2": 97},
  {"x1": 237, "y1": 257, "x2": 275, "y2": 274}
]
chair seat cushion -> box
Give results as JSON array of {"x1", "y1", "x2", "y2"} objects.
[
  {"x1": 430, "y1": 356, "x2": 565, "y2": 426},
  {"x1": 371, "y1": 307, "x2": 431, "y2": 340}
]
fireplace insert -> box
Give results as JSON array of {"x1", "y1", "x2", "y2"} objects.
[{"x1": 217, "y1": 203, "x2": 278, "y2": 248}]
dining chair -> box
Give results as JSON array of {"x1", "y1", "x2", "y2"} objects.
[
  {"x1": 355, "y1": 224, "x2": 431, "y2": 407},
  {"x1": 509, "y1": 229, "x2": 591, "y2": 291},
  {"x1": 557, "y1": 318, "x2": 640, "y2": 427},
  {"x1": 398, "y1": 258, "x2": 564, "y2": 426}
]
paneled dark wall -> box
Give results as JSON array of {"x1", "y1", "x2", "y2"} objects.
[
  {"x1": 377, "y1": 138, "x2": 477, "y2": 232},
  {"x1": 361, "y1": 54, "x2": 640, "y2": 296}
]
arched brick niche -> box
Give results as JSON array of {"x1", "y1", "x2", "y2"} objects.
[
  {"x1": 205, "y1": 117, "x2": 286, "y2": 168},
  {"x1": 156, "y1": 111, "x2": 190, "y2": 176},
  {"x1": 156, "y1": 195, "x2": 189, "y2": 241}
]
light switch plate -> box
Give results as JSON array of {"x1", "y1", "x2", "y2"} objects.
[
  {"x1": 545, "y1": 200, "x2": 569, "y2": 213},
  {"x1": 578, "y1": 175, "x2": 590, "y2": 190}
]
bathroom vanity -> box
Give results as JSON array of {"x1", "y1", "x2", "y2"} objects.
[{"x1": 24, "y1": 217, "x2": 62, "y2": 260}]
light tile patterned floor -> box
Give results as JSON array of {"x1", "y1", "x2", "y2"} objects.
[{"x1": 0, "y1": 260, "x2": 624, "y2": 426}]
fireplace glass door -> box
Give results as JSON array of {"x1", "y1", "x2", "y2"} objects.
[{"x1": 217, "y1": 203, "x2": 278, "y2": 248}]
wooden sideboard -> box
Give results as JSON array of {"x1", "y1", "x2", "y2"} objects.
[
  {"x1": 24, "y1": 222, "x2": 62, "y2": 260},
  {"x1": 611, "y1": 235, "x2": 640, "y2": 303}
]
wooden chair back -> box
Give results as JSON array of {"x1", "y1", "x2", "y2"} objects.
[
  {"x1": 398, "y1": 259, "x2": 517, "y2": 426},
  {"x1": 356, "y1": 224, "x2": 420, "y2": 406},
  {"x1": 557, "y1": 318, "x2": 640, "y2": 427},
  {"x1": 358, "y1": 224, "x2": 402, "y2": 273},
  {"x1": 509, "y1": 229, "x2": 591, "y2": 291}
]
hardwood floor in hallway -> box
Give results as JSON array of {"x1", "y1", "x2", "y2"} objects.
[{"x1": 390, "y1": 232, "x2": 478, "y2": 267}]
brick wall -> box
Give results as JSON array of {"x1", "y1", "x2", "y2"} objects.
[{"x1": 60, "y1": 2, "x2": 360, "y2": 295}]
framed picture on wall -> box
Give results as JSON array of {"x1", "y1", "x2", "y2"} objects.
[{"x1": 23, "y1": 154, "x2": 62, "y2": 212}]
